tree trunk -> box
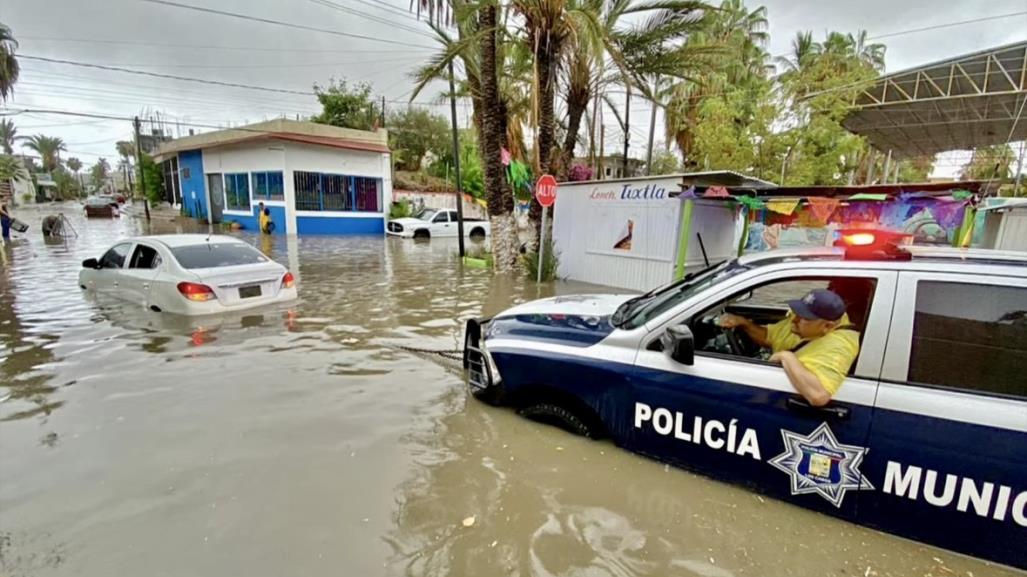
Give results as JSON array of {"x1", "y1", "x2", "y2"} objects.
[
  {"x1": 558, "y1": 92, "x2": 588, "y2": 181},
  {"x1": 528, "y1": 34, "x2": 560, "y2": 249},
  {"x1": 478, "y1": 4, "x2": 518, "y2": 273}
]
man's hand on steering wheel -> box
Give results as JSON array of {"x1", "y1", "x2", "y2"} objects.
[{"x1": 716, "y1": 313, "x2": 750, "y2": 356}]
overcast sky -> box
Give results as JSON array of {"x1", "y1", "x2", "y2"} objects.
[{"x1": 1, "y1": 0, "x2": 1025, "y2": 177}]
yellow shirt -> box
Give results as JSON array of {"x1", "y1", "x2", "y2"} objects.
[
  {"x1": 765, "y1": 313, "x2": 860, "y2": 395},
  {"x1": 258, "y1": 210, "x2": 270, "y2": 233}
]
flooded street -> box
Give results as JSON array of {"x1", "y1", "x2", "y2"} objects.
[{"x1": 0, "y1": 205, "x2": 1019, "y2": 577}]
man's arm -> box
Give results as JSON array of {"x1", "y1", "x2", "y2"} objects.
[
  {"x1": 718, "y1": 314, "x2": 771, "y2": 348},
  {"x1": 769, "y1": 351, "x2": 832, "y2": 407}
]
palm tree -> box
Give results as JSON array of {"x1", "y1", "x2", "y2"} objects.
[
  {"x1": 0, "y1": 154, "x2": 28, "y2": 185},
  {"x1": 775, "y1": 30, "x2": 818, "y2": 77},
  {"x1": 66, "y1": 157, "x2": 83, "y2": 192},
  {"x1": 0, "y1": 23, "x2": 19, "y2": 102},
  {"x1": 410, "y1": 0, "x2": 521, "y2": 271},
  {"x1": 0, "y1": 118, "x2": 16, "y2": 154},
  {"x1": 90, "y1": 158, "x2": 111, "y2": 190},
  {"x1": 20, "y1": 134, "x2": 66, "y2": 172},
  {"x1": 116, "y1": 140, "x2": 135, "y2": 193},
  {"x1": 662, "y1": 0, "x2": 769, "y2": 167}
]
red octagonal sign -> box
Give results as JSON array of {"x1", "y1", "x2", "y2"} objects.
[{"x1": 535, "y1": 174, "x2": 558, "y2": 208}]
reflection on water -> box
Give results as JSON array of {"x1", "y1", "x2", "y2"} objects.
[{"x1": 0, "y1": 204, "x2": 1017, "y2": 576}]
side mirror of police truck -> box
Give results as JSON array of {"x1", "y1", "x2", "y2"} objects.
[
  {"x1": 82, "y1": 258, "x2": 99, "y2": 269},
  {"x1": 661, "y1": 325, "x2": 695, "y2": 365}
]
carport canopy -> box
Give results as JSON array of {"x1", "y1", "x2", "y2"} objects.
[{"x1": 842, "y1": 41, "x2": 1027, "y2": 158}]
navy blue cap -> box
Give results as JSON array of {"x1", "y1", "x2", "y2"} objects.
[{"x1": 788, "y1": 289, "x2": 846, "y2": 321}]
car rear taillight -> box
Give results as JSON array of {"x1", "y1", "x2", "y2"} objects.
[
  {"x1": 281, "y1": 272, "x2": 295, "y2": 289},
  {"x1": 177, "y1": 281, "x2": 216, "y2": 302}
]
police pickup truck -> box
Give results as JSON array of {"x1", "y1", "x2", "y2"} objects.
[{"x1": 463, "y1": 233, "x2": 1027, "y2": 569}]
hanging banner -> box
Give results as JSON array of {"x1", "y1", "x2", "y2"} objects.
[
  {"x1": 703, "y1": 186, "x2": 731, "y2": 198},
  {"x1": 766, "y1": 198, "x2": 800, "y2": 215},
  {"x1": 806, "y1": 197, "x2": 840, "y2": 224}
]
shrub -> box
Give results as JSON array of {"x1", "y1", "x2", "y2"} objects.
[
  {"x1": 521, "y1": 237, "x2": 559, "y2": 281},
  {"x1": 389, "y1": 199, "x2": 412, "y2": 219}
]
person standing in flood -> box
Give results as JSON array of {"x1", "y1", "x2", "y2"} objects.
[
  {"x1": 1, "y1": 204, "x2": 12, "y2": 242},
  {"x1": 258, "y1": 202, "x2": 274, "y2": 234}
]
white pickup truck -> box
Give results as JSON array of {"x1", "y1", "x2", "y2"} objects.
[{"x1": 387, "y1": 208, "x2": 490, "y2": 239}]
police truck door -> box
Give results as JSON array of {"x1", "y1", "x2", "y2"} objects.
[
  {"x1": 629, "y1": 269, "x2": 897, "y2": 523},
  {"x1": 860, "y1": 273, "x2": 1027, "y2": 569}
]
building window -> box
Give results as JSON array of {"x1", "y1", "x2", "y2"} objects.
[
  {"x1": 252, "y1": 171, "x2": 284, "y2": 201},
  {"x1": 293, "y1": 171, "x2": 381, "y2": 213},
  {"x1": 353, "y1": 176, "x2": 380, "y2": 212},
  {"x1": 224, "y1": 173, "x2": 250, "y2": 211}
]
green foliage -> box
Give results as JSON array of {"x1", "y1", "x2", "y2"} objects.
[
  {"x1": 389, "y1": 198, "x2": 413, "y2": 219},
  {"x1": 388, "y1": 108, "x2": 450, "y2": 172},
  {"x1": 137, "y1": 153, "x2": 164, "y2": 204},
  {"x1": 648, "y1": 149, "x2": 683, "y2": 175},
  {"x1": 90, "y1": 158, "x2": 111, "y2": 188},
  {"x1": 0, "y1": 118, "x2": 16, "y2": 154},
  {"x1": 311, "y1": 79, "x2": 379, "y2": 131},
  {"x1": 428, "y1": 128, "x2": 484, "y2": 198},
  {"x1": 52, "y1": 166, "x2": 81, "y2": 200},
  {"x1": 0, "y1": 22, "x2": 19, "y2": 103},
  {"x1": 960, "y1": 144, "x2": 1015, "y2": 181},
  {"x1": 0, "y1": 153, "x2": 27, "y2": 183},
  {"x1": 20, "y1": 134, "x2": 66, "y2": 172},
  {"x1": 65, "y1": 157, "x2": 82, "y2": 174},
  {"x1": 521, "y1": 237, "x2": 559, "y2": 282}
]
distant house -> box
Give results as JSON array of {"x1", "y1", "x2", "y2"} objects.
[
  {"x1": 154, "y1": 119, "x2": 392, "y2": 235},
  {"x1": 575, "y1": 155, "x2": 646, "y2": 180}
]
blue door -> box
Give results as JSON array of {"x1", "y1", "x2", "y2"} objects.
[
  {"x1": 861, "y1": 273, "x2": 1027, "y2": 569},
  {"x1": 625, "y1": 269, "x2": 897, "y2": 522}
]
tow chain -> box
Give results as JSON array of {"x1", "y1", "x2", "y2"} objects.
[{"x1": 394, "y1": 345, "x2": 464, "y2": 362}]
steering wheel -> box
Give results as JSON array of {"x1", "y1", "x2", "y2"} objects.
[{"x1": 699, "y1": 314, "x2": 747, "y2": 357}]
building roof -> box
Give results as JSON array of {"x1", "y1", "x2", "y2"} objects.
[
  {"x1": 153, "y1": 119, "x2": 390, "y2": 161},
  {"x1": 744, "y1": 180, "x2": 983, "y2": 198},
  {"x1": 842, "y1": 41, "x2": 1027, "y2": 158},
  {"x1": 563, "y1": 170, "x2": 778, "y2": 190}
]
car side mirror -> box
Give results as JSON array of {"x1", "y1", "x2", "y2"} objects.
[
  {"x1": 82, "y1": 258, "x2": 99, "y2": 269},
  {"x1": 661, "y1": 325, "x2": 694, "y2": 365}
]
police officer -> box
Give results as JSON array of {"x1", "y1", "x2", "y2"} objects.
[{"x1": 719, "y1": 289, "x2": 859, "y2": 407}]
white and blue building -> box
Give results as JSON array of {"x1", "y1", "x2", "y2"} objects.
[{"x1": 154, "y1": 119, "x2": 392, "y2": 235}]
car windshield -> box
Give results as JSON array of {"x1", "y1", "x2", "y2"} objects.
[
  {"x1": 170, "y1": 243, "x2": 269, "y2": 269},
  {"x1": 615, "y1": 260, "x2": 749, "y2": 329},
  {"x1": 414, "y1": 209, "x2": 437, "y2": 221}
]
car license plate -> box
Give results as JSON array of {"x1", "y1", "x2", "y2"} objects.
[{"x1": 239, "y1": 285, "x2": 262, "y2": 299}]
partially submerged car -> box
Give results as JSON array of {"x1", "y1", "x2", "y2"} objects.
[
  {"x1": 80, "y1": 235, "x2": 297, "y2": 315},
  {"x1": 463, "y1": 233, "x2": 1027, "y2": 569}
]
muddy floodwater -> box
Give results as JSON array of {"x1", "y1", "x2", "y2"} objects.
[{"x1": 0, "y1": 204, "x2": 1019, "y2": 577}]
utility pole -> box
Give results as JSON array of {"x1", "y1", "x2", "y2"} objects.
[
  {"x1": 133, "y1": 116, "x2": 151, "y2": 222},
  {"x1": 645, "y1": 76, "x2": 660, "y2": 176},
  {"x1": 380, "y1": 96, "x2": 386, "y2": 128},
  {"x1": 598, "y1": 124, "x2": 605, "y2": 181},
  {"x1": 623, "y1": 84, "x2": 631, "y2": 178},
  {"x1": 1014, "y1": 141, "x2": 1026, "y2": 194},
  {"x1": 448, "y1": 61, "x2": 465, "y2": 257}
]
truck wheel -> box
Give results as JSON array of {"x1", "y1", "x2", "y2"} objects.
[
  {"x1": 519, "y1": 403, "x2": 595, "y2": 438},
  {"x1": 469, "y1": 227, "x2": 486, "y2": 239},
  {"x1": 413, "y1": 229, "x2": 430, "y2": 240}
]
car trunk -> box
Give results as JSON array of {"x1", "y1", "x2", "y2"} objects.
[{"x1": 191, "y1": 263, "x2": 285, "y2": 307}]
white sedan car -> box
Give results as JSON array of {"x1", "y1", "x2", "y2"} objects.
[{"x1": 79, "y1": 235, "x2": 297, "y2": 315}]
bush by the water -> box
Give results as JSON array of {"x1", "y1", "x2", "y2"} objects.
[
  {"x1": 521, "y1": 238, "x2": 559, "y2": 281},
  {"x1": 389, "y1": 199, "x2": 413, "y2": 219}
]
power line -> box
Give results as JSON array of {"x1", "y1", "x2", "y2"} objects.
[
  {"x1": 137, "y1": 0, "x2": 434, "y2": 50},
  {"x1": 304, "y1": 0, "x2": 434, "y2": 38},
  {"x1": 19, "y1": 54, "x2": 316, "y2": 96},
  {"x1": 25, "y1": 55, "x2": 427, "y2": 71},
  {"x1": 18, "y1": 36, "x2": 422, "y2": 54},
  {"x1": 867, "y1": 11, "x2": 1027, "y2": 40}
]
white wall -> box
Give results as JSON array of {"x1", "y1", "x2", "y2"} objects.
[
  {"x1": 201, "y1": 140, "x2": 391, "y2": 233},
  {"x1": 553, "y1": 177, "x2": 738, "y2": 292}
]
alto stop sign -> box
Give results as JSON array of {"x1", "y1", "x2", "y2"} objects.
[{"x1": 535, "y1": 174, "x2": 558, "y2": 207}]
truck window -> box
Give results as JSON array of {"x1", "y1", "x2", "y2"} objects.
[
  {"x1": 908, "y1": 281, "x2": 1027, "y2": 398},
  {"x1": 433, "y1": 211, "x2": 450, "y2": 223}
]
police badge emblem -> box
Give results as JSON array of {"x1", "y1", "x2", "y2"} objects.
[{"x1": 768, "y1": 422, "x2": 874, "y2": 507}]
